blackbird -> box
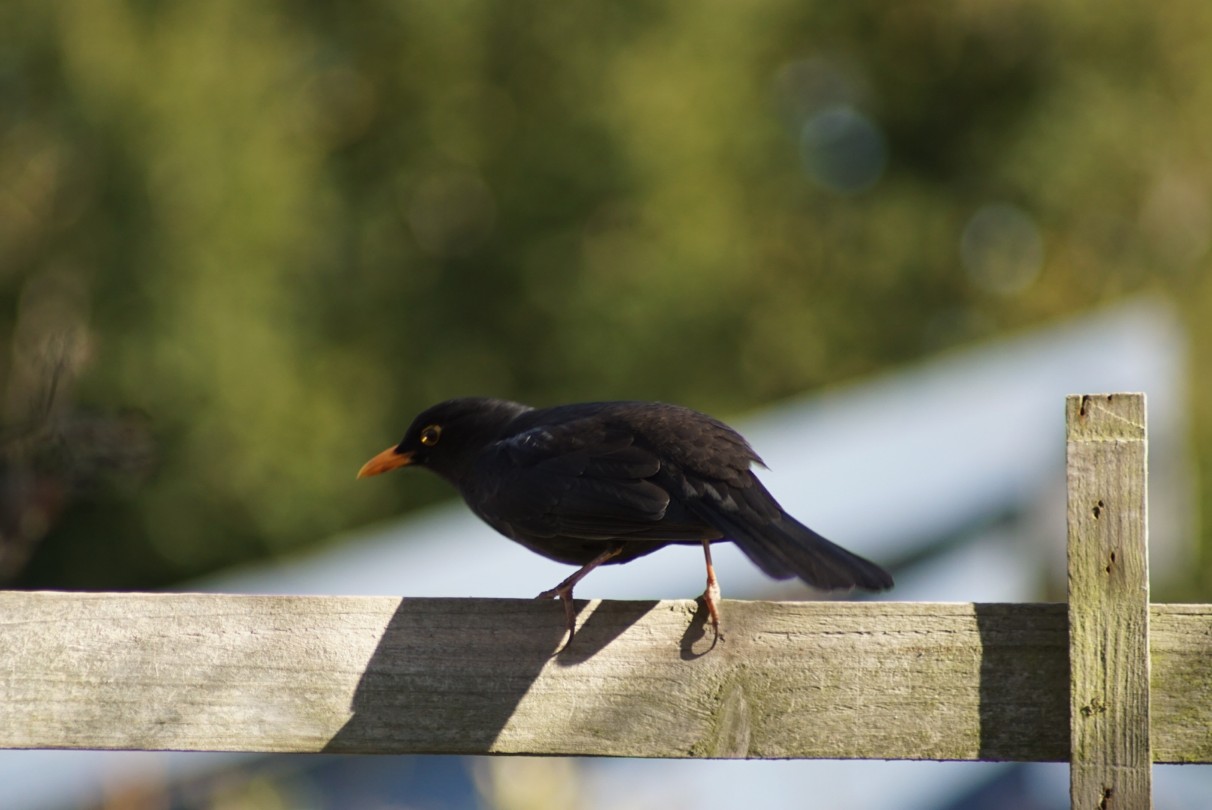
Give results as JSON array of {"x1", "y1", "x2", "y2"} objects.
[{"x1": 358, "y1": 398, "x2": 893, "y2": 647}]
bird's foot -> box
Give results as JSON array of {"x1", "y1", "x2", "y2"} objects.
[
  {"x1": 699, "y1": 539, "x2": 724, "y2": 645},
  {"x1": 536, "y1": 581, "x2": 578, "y2": 652},
  {"x1": 699, "y1": 579, "x2": 723, "y2": 644},
  {"x1": 534, "y1": 547, "x2": 624, "y2": 652}
]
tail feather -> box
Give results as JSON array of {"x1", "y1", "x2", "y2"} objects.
[{"x1": 704, "y1": 507, "x2": 893, "y2": 592}]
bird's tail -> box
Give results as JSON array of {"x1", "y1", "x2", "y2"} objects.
[{"x1": 703, "y1": 504, "x2": 894, "y2": 592}]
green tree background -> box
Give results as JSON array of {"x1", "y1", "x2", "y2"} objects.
[{"x1": 2, "y1": 0, "x2": 1209, "y2": 592}]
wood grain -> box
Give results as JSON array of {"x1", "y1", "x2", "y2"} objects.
[
  {"x1": 1067, "y1": 393, "x2": 1152, "y2": 807},
  {"x1": 0, "y1": 592, "x2": 1205, "y2": 762}
]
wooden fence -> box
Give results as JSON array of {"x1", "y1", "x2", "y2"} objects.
[{"x1": 1, "y1": 393, "x2": 1207, "y2": 809}]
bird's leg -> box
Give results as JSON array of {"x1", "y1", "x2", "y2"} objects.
[
  {"x1": 536, "y1": 545, "x2": 623, "y2": 650},
  {"x1": 700, "y1": 538, "x2": 723, "y2": 641}
]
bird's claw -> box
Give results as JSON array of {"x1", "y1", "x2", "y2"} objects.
[
  {"x1": 536, "y1": 584, "x2": 578, "y2": 652},
  {"x1": 535, "y1": 546, "x2": 623, "y2": 653},
  {"x1": 699, "y1": 582, "x2": 723, "y2": 644},
  {"x1": 699, "y1": 539, "x2": 724, "y2": 645}
]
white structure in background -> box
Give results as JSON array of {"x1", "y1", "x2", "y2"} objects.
[{"x1": 0, "y1": 297, "x2": 1201, "y2": 810}]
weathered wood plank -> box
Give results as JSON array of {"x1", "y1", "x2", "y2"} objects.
[
  {"x1": 1150, "y1": 604, "x2": 1212, "y2": 764},
  {"x1": 0, "y1": 592, "x2": 1206, "y2": 762},
  {"x1": 1066, "y1": 393, "x2": 1152, "y2": 807},
  {"x1": 3, "y1": 593, "x2": 1059, "y2": 759}
]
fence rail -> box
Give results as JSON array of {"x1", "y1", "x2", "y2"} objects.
[{"x1": 0, "y1": 394, "x2": 1201, "y2": 808}]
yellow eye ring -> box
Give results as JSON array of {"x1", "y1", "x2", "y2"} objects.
[{"x1": 419, "y1": 424, "x2": 442, "y2": 446}]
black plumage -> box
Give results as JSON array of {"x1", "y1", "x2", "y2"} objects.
[{"x1": 359, "y1": 397, "x2": 893, "y2": 646}]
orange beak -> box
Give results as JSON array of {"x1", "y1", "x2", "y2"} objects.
[{"x1": 357, "y1": 446, "x2": 416, "y2": 479}]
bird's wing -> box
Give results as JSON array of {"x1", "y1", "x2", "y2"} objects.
[{"x1": 472, "y1": 421, "x2": 711, "y2": 542}]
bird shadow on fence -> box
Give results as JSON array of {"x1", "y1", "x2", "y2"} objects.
[{"x1": 321, "y1": 596, "x2": 662, "y2": 754}]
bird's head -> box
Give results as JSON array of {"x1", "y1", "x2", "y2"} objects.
[{"x1": 357, "y1": 397, "x2": 531, "y2": 483}]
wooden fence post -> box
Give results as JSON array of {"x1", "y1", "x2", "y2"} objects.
[{"x1": 1067, "y1": 393, "x2": 1152, "y2": 808}]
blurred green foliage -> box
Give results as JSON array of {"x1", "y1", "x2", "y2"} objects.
[{"x1": 1, "y1": 0, "x2": 1209, "y2": 589}]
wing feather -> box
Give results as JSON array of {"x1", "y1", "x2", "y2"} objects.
[{"x1": 471, "y1": 421, "x2": 709, "y2": 543}]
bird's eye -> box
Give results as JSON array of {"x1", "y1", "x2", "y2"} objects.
[{"x1": 419, "y1": 424, "x2": 442, "y2": 446}]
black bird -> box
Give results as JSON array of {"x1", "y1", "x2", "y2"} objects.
[{"x1": 358, "y1": 398, "x2": 892, "y2": 647}]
